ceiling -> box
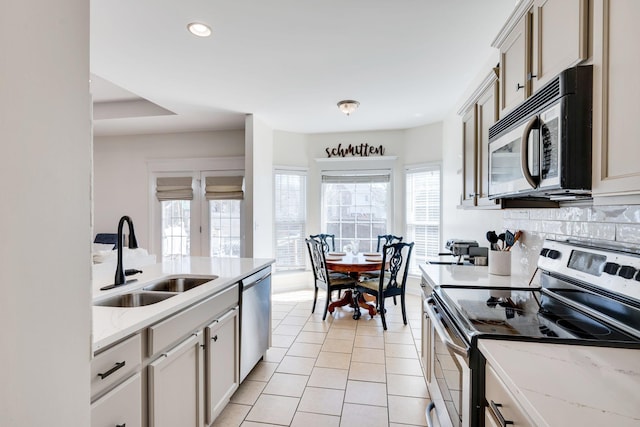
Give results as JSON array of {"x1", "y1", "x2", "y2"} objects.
[{"x1": 90, "y1": 0, "x2": 516, "y2": 137}]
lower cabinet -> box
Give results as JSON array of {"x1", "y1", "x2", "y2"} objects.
[
  {"x1": 148, "y1": 332, "x2": 204, "y2": 427},
  {"x1": 91, "y1": 373, "x2": 142, "y2": 427},
  {"x1": 205, "y1": 307, "x2": 239, "y2": 424},
  {"x1": 485, "y1": 364, "x2": 534, "y2": 426}
]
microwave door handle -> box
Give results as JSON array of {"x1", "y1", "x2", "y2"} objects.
[{"x1": 521, "y1": 116, "x2": 540, "y2": 189}]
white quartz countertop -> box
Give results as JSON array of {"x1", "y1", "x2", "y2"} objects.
[
  {"x1": 479, "y1": 339, "x2": 640, "y2": 427},
  {"x1": 419, "y1": 262, "x2": 539, "y2": 290},
  {"x1": 92, "y1": 256, "x2": 274, "y2": 352}
]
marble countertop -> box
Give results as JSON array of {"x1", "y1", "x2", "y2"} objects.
[
  {"x1": 479, "y1": 340, "x2": 640, "y2": 427},
  {"x1": 92, "y1": 256, "x2": 274, "y2": 352},
  {"x1": 419, "y1": 262, "x2": 539, "y2": 290}
]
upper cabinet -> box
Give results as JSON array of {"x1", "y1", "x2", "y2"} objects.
[
  {"x1": 592, "y1": 0, "x2": 640, "y2": 201},
  {"x1": 459, "y1": 71, "x2": 500, "y2": 209},
  {"x1": 493, "y1": 0, "x2": 589, "y2": 117}
]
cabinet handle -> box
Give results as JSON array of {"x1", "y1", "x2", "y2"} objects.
[
  {"x1": 490, "y1": 400, "x2": 514, "y2": 426},
  {"x1": 516, "y1": 83, "x2": 524, "y2": 91},
  {"x1": 97, "y1": 361, "x2": 125, "y2": 380},
  {"x1": 212, "y1": 335, "x2": 218, "y2": 342},
  {"x1": 116, "y1": 424, "x2": 126, "y2": 427},
  {"x1": 527, "y1": 72, "x2": 537, "y2": 80}
]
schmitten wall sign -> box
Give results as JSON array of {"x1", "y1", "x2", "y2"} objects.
[{"x1": 325, "y1": 143, "x2": 385, "y2": 158}]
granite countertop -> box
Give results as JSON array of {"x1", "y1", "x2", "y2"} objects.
[
  {"x1": 92, "y1": 256, "x2": 274, "y2": 352},
  {"x1": 479, "y1": 340, "x2": 640, "y2": 427}
]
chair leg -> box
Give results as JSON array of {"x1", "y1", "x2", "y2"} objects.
[
  {"x1": 380, "y1": 298, "x2": 387, "y2": 330},
  {"x1": 323, "y1": 288, "x2": 331, "y2": 320},
  {"x1": 393, "y1": 295, "x2": 397, "y2": 305},
  {"x1": 401, "y1": 294, "x2": 407, "y2": 325},
  {"x1": 311, "y1": 286, "x2": 319, "y2": 313}
]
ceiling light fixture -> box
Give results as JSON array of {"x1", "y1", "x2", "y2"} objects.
[
  {"x1": 337, "y1": 100, "x2": 360, "y2": 116},
  {"x1": 187, "y1": 22, "x2": 212, "y2": 37}
]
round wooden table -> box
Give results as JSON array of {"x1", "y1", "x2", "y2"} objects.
[{"x1": 324, "y1": 253, "x2": 385, "y2": 319}]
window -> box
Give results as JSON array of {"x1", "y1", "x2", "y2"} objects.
[
  {"x1": 406, "y1": 165, "x2": 441, "y2": 273},
  {"x1": 321, "y1": 172, "x2": 391, "y2": 253},
  {"x1": 151, "y1": 163, "x2": 245, "y2": 258},
  {"x1": 274, "y1": 170, "x2": 307, "y2": 270}
]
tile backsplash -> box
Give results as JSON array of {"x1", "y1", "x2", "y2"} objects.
[{"x1": 501, "y1": 205, "x2": 640, "y2": 278}]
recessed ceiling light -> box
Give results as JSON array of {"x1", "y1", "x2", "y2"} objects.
[{"x1": 187, "y1": 22, "x2": 212, "y2": 37}]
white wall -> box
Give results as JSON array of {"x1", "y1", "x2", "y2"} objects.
[
  {"x1": 245, "y1": 115, "x2": 274, "y2": 258},
  {"x1": 0, "y1": 0, "x2": 92, "y2": 425},
  {"x1": 93, "y1": 130, "x2": 244, "y2": 249}
]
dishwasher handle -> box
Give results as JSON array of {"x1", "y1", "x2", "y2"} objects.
[
  {"x1": 242, "y1": 271, "x2": 271, "y2": 291},
  {"x1": 425, "y1": 401, "x2": 436, "y2": 427}
]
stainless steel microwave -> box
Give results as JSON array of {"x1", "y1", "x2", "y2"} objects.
[{"x1": 488, "y1": 65, "x2": 592, "y2": 200}]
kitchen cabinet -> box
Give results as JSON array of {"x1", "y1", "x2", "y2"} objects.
[
  {"x1": 91, "y1": 373, "x2": 142, "y2": 427},
  {"x1": 460, "y1": 71, "x2": 500, "y2": 208},
  {"x1": 485, "y1": 363, "x2": 535, "y2": 426},
  {"x1": 148, "y1": 332, "x2": 204, "y2": 427},
  {"x1": 494, "y1": 0, "x2": 588, "y2": 117},
  {"x1": 592, "y1": 0, "x2": 640, "y2": 201},
  {"x1": 205, "y1": 307, "x2": 239, "y2": 424}
]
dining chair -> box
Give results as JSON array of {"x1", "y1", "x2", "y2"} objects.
[
  {"x1": 357, "y1": 241, "x2": 414, "y2": 330},
  {"x1": 361, "y1": 234, "x2": 403, "y2": 304},
  {"x1": 309, "y1": 234, "x2": 335, "y2": 253},
  {"x1": 305, "y1": 238, "x2": 357, "y2": 320}
]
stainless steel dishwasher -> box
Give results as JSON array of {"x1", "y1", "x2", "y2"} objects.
[{"x1": 239, "y1": 266, "x2": 271, "y2": 382}]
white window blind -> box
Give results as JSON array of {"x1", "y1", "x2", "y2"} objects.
[
  {"x1": 406, "y1": 165, "x2": 441, "y2": 273},
  {"x1": 205, "y1": 176, "x2": 244, "y2": 200},
  {"x1": 156, "y1": 177, "x2": 193, "y2": 201},
  {"x1": 274, "y1": 170, "x2": 307, "y2": 270},
  {"x1": 321, "y1": 171, "x2": 391, "y2": 253}
]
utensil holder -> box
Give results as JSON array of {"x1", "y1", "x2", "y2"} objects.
[{"x1": 489, "y1": 250, "x2": 511, "y2": 276}]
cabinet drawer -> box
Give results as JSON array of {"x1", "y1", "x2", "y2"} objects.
[
  {"x1": 91, "y1": 333, "x2": 142, "y2": 399},
  {"x1": 91, "y1": 372, "x2": 142, "y2": 427},
  {"x1": 148, "y1": 284, "x2": 239, "y2": 356},
  {"x1": 485, "y1": 365, "x2": 534, "y2": 426}
]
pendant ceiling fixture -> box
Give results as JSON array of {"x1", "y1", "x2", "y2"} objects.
[{"x1": 337, "y1": 100, "x2": 360, "y2": 116}]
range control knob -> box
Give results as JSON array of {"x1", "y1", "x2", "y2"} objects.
[
  {"x1": 618, "y1": 266, "x2": 637, "y2": 280},
  {"x1": 547, "y1": 249, "x2": 561, "y2": 260},
  {"x1": 540, "y1": 248, "x2": 549, "y2": 257},
  {"x1": 603, "y1": 262, "x2": 620, "y2": 275}
]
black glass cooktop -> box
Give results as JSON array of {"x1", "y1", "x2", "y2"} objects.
[{"x1": 433, "y1": 285, "x2": 640, "y2": 347}]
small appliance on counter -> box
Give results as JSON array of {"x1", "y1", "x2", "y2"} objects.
[{"x1": 429, "y1": 239, "x2": 485, "y2": 265}]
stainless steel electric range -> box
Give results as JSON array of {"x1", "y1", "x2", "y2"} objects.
[{"x1": 422, "y1": 239, "x2": 640, "y2": 427}]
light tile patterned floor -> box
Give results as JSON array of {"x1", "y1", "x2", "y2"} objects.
[{"x1": 213, "y1": 290, "x2": 429, "y2": 427}]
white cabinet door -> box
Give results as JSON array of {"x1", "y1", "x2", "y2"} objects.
[
  {"x1": 593, "y1": 0, "x2": 640, "y2": 198},
  {"x1": 149, "y1": 333, "x2": 204, "y2": 427},
  {"x1": 500, "y1": 16, "x2": 528, "y2": 116},
  {"x1": 205, "y1": 307, "x2": 239, "y2": 425},
  {"x1": 530, "y1": 0, "x2": 588, "y2": 93},
  {"x1": 91, "y1": 373, "x2": 142, "y2": 427}
]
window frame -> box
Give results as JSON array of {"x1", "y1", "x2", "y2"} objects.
[
  {"x1": 404, "y1": 162, "x2": 442, "y2": 274},
  {"x1": 273, "y1": 167, "x2": 308, "y2": 271}
]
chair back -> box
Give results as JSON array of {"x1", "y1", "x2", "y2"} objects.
[
  {"x1": 310, "y1": 233, "x2": 335, "y2": 253},
  {"x1": 305, "y1": 238, "x2": 329, "y2": 288},
  {"x1": 376, "y1": 234, "x2": 403, "y2": 252},
  {"x1": 379, "y1": 242, "x2": 414, "y2": 293}
]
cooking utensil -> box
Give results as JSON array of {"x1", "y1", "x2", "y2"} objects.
[
  {"x1": 486, "y1": 231, "x2": 499, "y2": 251},
  {"x1": 497, "y1": 233, "x2": 506, "y2": 251},
  {"x1": 506, "y1": 231, "x2": 523, "y2": 251},
  {"x1": 505, "y1": 230, "x2": 515, "y2": 248}
]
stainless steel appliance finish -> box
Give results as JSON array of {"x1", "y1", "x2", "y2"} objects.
[
  {"x1": 422, "y1": 239, "x2": 640, "y2": 427},
  {"x1": 240, "y1": 267, "x2": 271, "y2": 382},
  {"x1": 488, "y1": 65, "x2": 592, "y2": 200}
]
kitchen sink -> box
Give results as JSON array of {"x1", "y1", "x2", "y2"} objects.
[
  {"x1": 94, "y1": 291, "x2": 177, "y2": 307},
  {"x1": 142, "y1": 276, "x2": 217, "y2": 292}
]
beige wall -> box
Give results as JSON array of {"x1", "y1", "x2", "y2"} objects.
[
  {"x1": 0, "y1": 0, "x2": 92, "y2": 425},
  {"x1": 93, "y1": 130, "x2": 244, "y2": 248}
]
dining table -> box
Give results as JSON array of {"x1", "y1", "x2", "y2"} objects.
[{"x1": 324, "y1": 252, "x2": 386, "y2": 319}]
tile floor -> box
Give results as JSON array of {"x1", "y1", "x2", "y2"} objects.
[{"x1": 213, "y1": 290, "x2": 430, "y2": 427}]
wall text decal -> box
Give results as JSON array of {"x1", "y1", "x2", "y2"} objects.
[{"x1": 325, "y1": 143, "x2": 386, "y2": 158}]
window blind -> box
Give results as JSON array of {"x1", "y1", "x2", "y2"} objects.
[
  {"x1": 205, "y1": 176, "x2": 244, "y2": 200},
  {"x1": 321, "y1": 173, "x2": 390, "y2": 184},
  {"x1": 274, "y1": 171, "x2": 307, "y2": 270},
  {"x1": 156, "y1": 177, "x2": 194, "y2": 201}
]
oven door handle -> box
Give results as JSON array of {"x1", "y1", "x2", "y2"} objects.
[
  {"x1": 425, "y1": 401, "x2": 436, "y2": 427},
  {"x1": 520, "y1": 115, "x2": 539, "y2": 189},
  {"x1": 425, "y1": 297, "x2": 469, "y2": 358}
]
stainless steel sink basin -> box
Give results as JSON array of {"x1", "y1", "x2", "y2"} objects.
[
  {"x1": 94, "y1": 291, "x2": 177, "y2": 307},
  {"x1": 142, "y1": 276, "x2": 217, "y2": 292}
]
